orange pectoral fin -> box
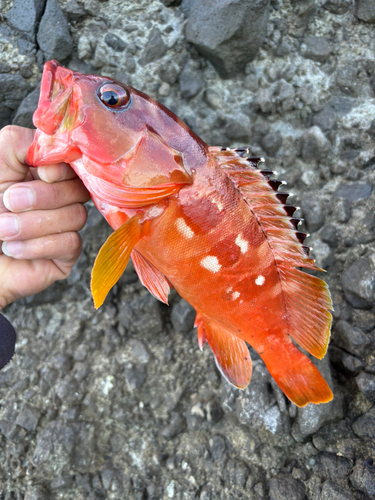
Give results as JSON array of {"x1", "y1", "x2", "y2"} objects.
[
  {"x1": 131, "y1": 249, "x2": 171, "y2": 304},
  {"x1": 196, "y1": 314, "x2": 252, "y2": 390},
  {"x1": 91, "y1": 214, "x2": 143, "y2": 309}
]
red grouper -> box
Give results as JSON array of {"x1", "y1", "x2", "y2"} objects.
[{"x1": 27, "y1": 60, "x2": 333, "y2": 407}]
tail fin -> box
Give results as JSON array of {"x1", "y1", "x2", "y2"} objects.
[{"x1": 258, "y1": 336, "x2": 333, "y2": 407}]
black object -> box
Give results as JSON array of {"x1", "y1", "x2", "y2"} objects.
[{"x1": 0, "y1": 313, "x2": 16, "y2": 369}]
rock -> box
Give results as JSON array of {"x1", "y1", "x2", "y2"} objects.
[
  {"x1": 128, "y1": 339, "x2": 150, "y2": 364},
  {"x1": 269, "y1": 475, "x2": 306, "y2": 500},
  {"x1": 300, "y1": 126, "x2": 330, "y2": 161},
  {"x1": 320, "y1": 225, "x2": 339, "y2": 248},
  {"x1": 323, "y1": 0, "x2": 352, "y2": 13},
  {"x1": 301, "y1": 36, "x2": 332, "y2": 63},
  {"x1": 12, "y1": 86, "x2": 39, "y2": 128},
  {"x1": 185, "y1": 0, "x2": 271, "y2": 78},
  {"x1": 204, "y1": 89, "x2": 222, "y2": 109},
  {"x1": 208, "y1": 434, "x2": 227, "y2": 462},
  {"x1": 314, "y1": 452, "x2": 352, "y2": 481},
  {"x1": 225, "y1": 112, "x2": 251, "y2": 142},
  {"x1": 355, "y1": 372, "x2": 375, "y2": 403},
  {"x1": 261, "y1": 130, "x2": 282, "y2": 156},
  {"x1": 225, "y1": 459, "x2": 250, "y2": 489},
  {"x1": 313, "y1": 106, "x2": 337, "y2": 132},
  {"x1": 171, "y1": 298, "x2": 195, "y2": 333},
  {"x1": 319, "y1": 480, "x2": 354, "y2": 500},
  {"x1": 337, "y1": 63, "x2": 360, "y2": 96},
  {"x1": 179, "y1": 62, "x2": 205, "y2": 99},
  {"x1": 333, "y1": 320, "x2": 370, "y2": 358},
  {"x1": 37, "y1": 0, "x2": 73, "y2": 61},
  {"x1": 333, "y1": 198, "x2": 351, "y2": 223},
  {"x1": 6, "y1": 0, "x2": 45, "y2": 40},
  {"x1": 355, "y1": 0, "x2": 375, "y2": 22},
  {"x1": 352, "y1": 406, "x2": 375, "y2": 439},
  {"x1": 64, "y1": 0, "x2": 85, "y2": 21},
  {"x1": 124, "y1": 364, "x2": 147, "y2": 391},
  {"x1": 0, "y1": 73, "x2": 30, "y2": 128},
  {"x1": 119, "y1": 294, "x2": 163, "y2": 336},
  {"x1": 334, "y1": 183, "x2": 373, "y2": 202},
  {"x1": 342, "y1": 257, "x2": 375, "y2": 309},
  {"x1": 15, "y1": 404, "x2": 41, "y2": 431},
  {"x1": 300, "y1": 195, "x2": 325, "y2": 233},
  {"x1": 161, "y1": 412, "x2": 185, "y2": 439},
  {"x1": 350, "y1": 459, "x2": 375, "y2": 497},
  {"x1": 24, "y1": 485, "x2": 49, "y2": 500},
  {"x1": 161, "y1": 0, "x2": 183, "y2": 5},
  {"x1": 139, "y1": 28, "x2": 167, "y2": 66},
  {"x1": 104, "y1": 33, "x2": 127, "y2": 52}
]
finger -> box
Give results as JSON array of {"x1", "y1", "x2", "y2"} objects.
[
  {"x1": 3, "y1": 178, "x2": 90, "y2": 213},
  {"x1": 0, "y1": 203, "x2": 87, "y2": 241},
  {"x1": 0, "y1": 126, "x2": 35, "y2": 186},
  {"x1": 37, "y1": 163, "x2": 78, "y2": 183},
  {"x1": 2, "y1": 231, "x2": 82, "y2": 263}
]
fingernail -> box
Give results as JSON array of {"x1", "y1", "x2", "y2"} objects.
[
  {"x1": 3, "y1": 186, "x2": 35, "y2": 212},
  {"x1": 0, "y1": 215, "x2": 19, "y2": 238},
  {"x1": 39, "y1": 164, "x2": 68, "y2": 183},
  {"x1": 2, "y1": 241, "x2": 22, "y2": 257}
]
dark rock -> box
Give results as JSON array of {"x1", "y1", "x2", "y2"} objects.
[
  {"x1": 119, "y1": 294, "x2": 163, "y2": 336},
  {"x1": 139, "y1": 28, "x2": 167, "y2": 66},
  {"x1": 6, "y1": 0, "x2": 45, "y2": 40},
  {"x1": 323, "y1": 0, "x2": 352, "y2": 13},
  {"x1": 161, "y1": 412, "x2": 185, "y2": 439},
  {"x1": 333, "y1": 320, "x2": 370, "y2": 358},
  {"x1": 313, "y1": 106, "x2": 337, "y2": 132},
  {"x1": 350, "y1": 459, "x2": 375, "y2": 497},
  {"x1": 320, "y1": 480, "x2": 354, "y2": 500},
  {"x1": 225, "y1": 113, "x2": 251, "y2": 142},
  {"x1": 314, "y1": 452, "x2": 352, "y2": 481},
  {"x1": 0, "y1": 73, "x2": 30, "y2": 128},
  {"x1": 352, "y1": 406, "x2": 375, "y2": 439},
  {"x1": 320, "y1": 225, "x2": 339, "y2": 248},
  {"x1": 261, "y1": 130, "x2": 282, "y2": 156},
  {"x1": 37, "y1": 0, "x2": 73, "y2": 61},
  {"x1": 334, "y1": 183, "x2": 373, "y2": 202},
  {"x1": 179, "y1": 62, "x2": 205, "y2": 99},
  {"x1": 355, "y1": 0, "x2": 375, "y2": 22},
  {"x1": 209, "y1": 434, "x2": 227, "y2": 462},
  {"x1": 185, "y1": 0, "x2": 270, "y2": 78},
  {"x1": 342, "y1": 257, "x2": 375, "y2": 309},
  {"x1": 64, "y1": 0, "x2": 86, "y2": 21},
  {"x1": 24, "y1": 485, "x2": 49, "y2": 500},
  {"x1": 128, "y1": 339, "x2": 150, "y2": 364},
  {"x1": 181, "y1": 0, "x2": 196, "y2": 16},
  {"x1": 330, "y1": 346, "x2": 365, "y2": 375},
  {"x1": 124, "y1": 364, "x2": 147, "y2": 391},
  {"x1": 368, "y1": 118, "x2": 375, "y2": 137},
  {"x1": 300, "y1": 195, "x2": 325, "y2": 233},
  {"x1": 337, "y1": 63, "x2": 360, "y2": 96},
  {"x1": 333, "y1": 198, "x2": 351, "y2": 223},
  {"x1": 300, "y1": 126, "x2": 330, "y2": 161},
  {"x1": 17, "y1": 38, "x2": 37, "y2": 56},
  {"x1": 15, "y1": 404, "x2": 41, "y2": 431},
  {"x1": 24, "y1": 282, "x2": 65, "y2": 306},
  {"x1": 104, "y1": 33, "x2": 127, "y2": 52},
  {"x1": 269, "y1": 475, "x2": 306, "y2": 500},
  {"x1": 301, "y1": 36, "x2": 332, "y2": 63},
  {"x1": 225, "y1": 459, "x2": 250, "y2": 489},
  {"x1": 171, "y1": 298, "x2": 195, "y2": 332},
  {"x1": 329, "y1": 96, "x2": 353, "y2": 115},
  {"x1": 356, "y1": 372, "x2": 375, "y2": 403},
  {"x1": 161, "y1": 0, "x2": 183, "y2": 5},
  {"x1": 13, "y1": 86, "x2": 40, "y2": 128}
]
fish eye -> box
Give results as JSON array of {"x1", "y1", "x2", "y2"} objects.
[{"x1": 98, "y1": 83, "x2": 130, "y2": 108}]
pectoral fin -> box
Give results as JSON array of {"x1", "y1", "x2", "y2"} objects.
[
  {"x1": 131, "y1": 249, "x2": 171, "y2": 304},
  {"x1": 91, "y1": 214, "x2": 143, "y2": 309},
  {"x1": 195, "y1": 313, "x2": 252, "y2": 389}
]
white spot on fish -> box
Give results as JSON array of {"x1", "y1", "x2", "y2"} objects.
[
  {"x1": 176, "y1": 218, "x2": 194, "y2": 239},
  {"x1": 232, "y1": 291, "x2": 240, "y2": 300},
  {"x1": 255, "y1": 275, "x2": 265, "y2": 286},
  {"x1": 211, "y1": 198, "x2": 224, "y2": 211},
  {"x1": 200, "y1": 255, "x2": 221, "y2": 273},
  {"x1": 235, "y1": 234, "x2": 249, "y2": 254}
]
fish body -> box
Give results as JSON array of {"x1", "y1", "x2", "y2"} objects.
[{"x1": 27, "y1": 61, "x2": 333, "y2": 406}]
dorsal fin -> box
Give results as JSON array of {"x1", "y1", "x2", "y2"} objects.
[{"x1": 209, "y1": 147, "x2": 332, "y2": 360}]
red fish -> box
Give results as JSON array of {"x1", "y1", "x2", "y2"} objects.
[{"x1": 26, "y1": 61, "x2": 333, "y2": 407}]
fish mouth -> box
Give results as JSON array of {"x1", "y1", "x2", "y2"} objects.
[{"x1": 33, "y1": 60, "x2": 76, "y2": 135}]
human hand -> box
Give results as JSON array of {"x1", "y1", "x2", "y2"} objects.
[{"x1": 0, "y1": 126, "x2": 90, "y2": 309}]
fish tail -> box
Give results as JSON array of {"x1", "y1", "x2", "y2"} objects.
[{"x1": 257, "y1": 336, "x2": 333, "y2": 407}]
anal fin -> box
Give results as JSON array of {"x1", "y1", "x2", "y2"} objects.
[
  {"x1": 131, "y1": 250, "x2": 171, "y2": 304},
  {"x1": 195, "y1": 313, "x2": 252, "y2": 390}
]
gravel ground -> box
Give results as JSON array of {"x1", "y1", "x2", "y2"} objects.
[{"x1": 0, "y1": 0, "x2": 375, "y2": 498}]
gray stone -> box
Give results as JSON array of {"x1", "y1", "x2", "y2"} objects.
[
  {"x1": 350, "y1": 459, "x2": 375, "y2": 497},
  {"x1": 204, "y1": 89, "x2": 222, "y2": 109},
  {"x1": 179, "y1": 62, "x2": 205, "y2": 99},
  {"x1": 320, "y1": 225, "x2": 339, "y2": 248},
  {"x1": 331, "y1": 346, "x2": 365, "y2": 375},
  {"x1": 225, "y1": 459, "x2": 250, "y2": 489},
  {"x1": 13, "y1": 86, "x2": 40, "y2": 128},
  {"x1": 313, "y1": 105, "x2": 337, "y2": 132},
  {"x1": 323, "y1": 0, "x2": 352, "y2": 13},
  {"x1": 300, "y1": 195, "x2": 325, "y2": 233},
  {"x1": 333, "y1": 198, "x2": 351, "y2": 223},
  {"x1": 315, "y1": 452, "x2": 352, "y2": 481},
  {"x1": 300, "y1": 126, "x2": 330, "y2": 161},
  {"x1": 161, "y1": 412, "x2": 185, "y2": 439},
  {"x1": 269, "y1": 475, "x2": 306, "y2": 500},
  {"x1": 342, "y1": 257, "x2": 375, "y2": 309},
  {"x1": 333, "y1": 320, "x2": 370, "y2": 358},
  {"x1": 319, "y1": 480, "x2": 354, "y2": 500},
  {"x1": 128, "y1": 339, "x2": 150, "y2": 364},
  {"x1": 355, "y1": 0, "x2": 375, "y2": 22},
  {"x1": 301, "y1": 36, "x2": 332, "y2": 63},
  {"x1": 0, "y1": 73, "x2": 30, "y2": 128},
  {"x1": 261, "y1": 130, "x2": 282, "y2": 156},
  {"x1": 352, "y1": 406, "x2": 375, "y2": 439},
  {"x1": 185, "y1": 0, "x2": 270, "y2": 78},
  {"x1": 161, "y1": 0, "x2": 183, "y2": 5},
  {"x1": 355, "y1": 372, "x2": 375, "y2": 403},
  {"x1": 171, "y1": 298, "x2": 195, "y2": 333},
  {"x1": 104, "y1": 33, "x2": 127, "y2": 52},
  {"x1": 6, "y1": 0, "x2": 45, "y2": 40},
  {"x1": 15, "y1": 404, "x2": 41, "y2": 431},
  {"x1": 139, "y1": 28, "x2": 167, "y2": 66},
  {"x1": 181, "y1": 0, "x2": 196, "y2": 16},
  {"x1": 208, "y1": 434, "x2": 227, "y2": 462},
  {"x1": 64, "y1": 0, "x2": 86, "y2": 21},
  {"x1": 337, "y1": 63, "x2": 360, "y2": 96},
  {"x1": 334, "y1": 183, "x2": 373, "y2": 202},
  {"x1": 124, "y1": 364, "x2": 146, "y2": 391},
  {"x1": 119, "y1": 294, "x2": 163, "y2": 336},
  {"x1": 225, "y1": 112, "x2": 251, "y2": 142},
  {"x1": 37, "y1": 0, "x2": 73, "y2": 61}
]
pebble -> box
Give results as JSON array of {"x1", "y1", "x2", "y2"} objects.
[
  {"x1": 15, "y1": 404, "x2": 41, "y2": 431},
  {"x1": 352, "y1": 406, "x2": 375, "y2": 439},
  {"x1": 300, "y1": 194, "x2": 325, "y2": 233},
  {"x1": 6, "y1": 0, "x2": 45, "y2": 40},
  {"x1": 301, "y1": 36, "x2": 332, "y2": 63},
  {"x1": 323, "y1": 0, "x2": 352, "y2": 14},
  {"x1": 333, "y1": 320, "x2": 370, "y2": 358},
  {"x1": 171, "y1": 298, "x2": 195, "y2": 333},
  {"x1": 268, "y1": 475, "x2": 306, "y2": 500},
  {"x1": 355, "y1": 372, "x2": 375, "y2": 404},
  {"x1": 300, "y1": 126, "x2": 330, "y2": 161},
  {"x1": 139, "y1": 28, "x2": 167, "y2": 66},
  {"x1": 179, "y1": 62, "x2": 205, "y2": 99},
  {"x1": 334, "y1": 183, "x2": 373, "y2": 203},
  {"x1": 319, "y1": 480, "x2": 354, "y2": 500},
  {"x1": 342, "y1": 257, "x2": 375, "y2": 309},
  {"x1": 104, "y1": 33, "x2": 127, "y2": 52},
  {"x1": 0, "y1": 74, "x2": 30, "y2": 128},
  {"x1": 350, "y1": 459, "x2": 375, "y2": 497},
  {"x1": 355, "y1": 0, "x2": 375, "y2": 23}
]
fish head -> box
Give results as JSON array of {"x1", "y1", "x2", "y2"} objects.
[{"x1": 27, "y1": 61, "x2": 194, "y2": 190}]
